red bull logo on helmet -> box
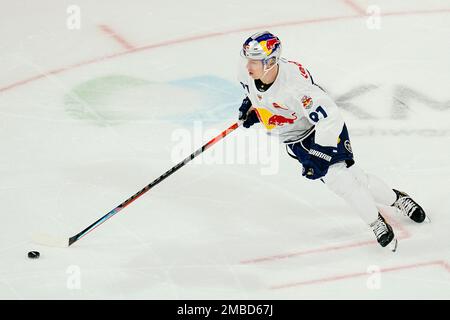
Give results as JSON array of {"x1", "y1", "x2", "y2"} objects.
[
  {"x1": 265, "y1": 38, "x2": 280, "y2": 51},
  {"x1": 260, "y1": 38, "x2": 280, "y2": 55},
  {"x1": 242, "y1": 31, "x2": 282, "y2": 61}
]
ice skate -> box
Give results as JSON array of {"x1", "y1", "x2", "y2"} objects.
[
  {"x1": 370, "y1": 213, "x2": 398, "y2": 252},
  {"x1": 392, "y1": 189, "x2": 430, "y2": 223}
]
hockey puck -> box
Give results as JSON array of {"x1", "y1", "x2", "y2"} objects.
[{"x1": 27, "y1": 251, "x2": 40, "y2": 259}]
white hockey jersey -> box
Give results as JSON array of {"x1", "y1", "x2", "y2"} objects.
[{"x1": 238, "y1": 58, "x2": 345, "y2": 147}]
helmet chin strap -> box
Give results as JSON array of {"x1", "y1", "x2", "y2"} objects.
[
  {"x1": 260, "y1": 60, "x2": 278, "y2": 83},
  {"x1": 260, "y1": 60, "x2": 278, "y2": 81}
]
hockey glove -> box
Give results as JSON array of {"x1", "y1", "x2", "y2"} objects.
[
  {"x1": 302, "y1": 143, "x2": 335, "y2": 180},
  {"x1": 238, "y1": 96, "x2": 259, "y2": 128}
]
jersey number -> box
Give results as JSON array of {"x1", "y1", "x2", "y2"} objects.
[{"x1": 309, "y1": 106, "x2": 328, "y2": 122}]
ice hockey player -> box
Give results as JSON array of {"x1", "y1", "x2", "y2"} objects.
[{"x1": 238, "y1": 31, "x2": 430, "y2": 251}]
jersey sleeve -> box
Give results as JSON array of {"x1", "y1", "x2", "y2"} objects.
[{"x1": 308, "y1": 94, "x2": 344, "y2": 147}]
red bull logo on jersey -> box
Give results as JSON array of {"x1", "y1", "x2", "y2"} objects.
[
  {"x1": 272, "y1": 102, "x2": 288, "y2": 110},
  {"x1": 254, "y1": 108, "x2": 298, "y2": 130},
  {"x1": 268, "y1": 113, "x2": 298, "y2": 126},
  {"x1": 301, "y1": 95, "x2": 313, "y2": 109}
]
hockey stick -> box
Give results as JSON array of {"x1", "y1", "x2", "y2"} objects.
[{"x1": 33, "y1": 121, "x2": 241, "y2": 247}]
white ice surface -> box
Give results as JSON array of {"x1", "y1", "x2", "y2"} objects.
[{"x1": 0, "y1": 0, "x2": 449, "y2": 299}]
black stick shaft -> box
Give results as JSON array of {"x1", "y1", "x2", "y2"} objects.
[{"x1": 68, "y1": 122, "x2": 240, "y2": 246}]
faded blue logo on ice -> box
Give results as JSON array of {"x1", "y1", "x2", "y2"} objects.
[{"x1": 63, "y1": 75, "x2": 242, "y2": 126}]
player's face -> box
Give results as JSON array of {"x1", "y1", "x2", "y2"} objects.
[{"x1": 246, "y1": 59, "x2": 265, "y2": 79}]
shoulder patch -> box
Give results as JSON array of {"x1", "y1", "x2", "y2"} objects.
[{"x1": 301, "y1": 95, "x2": 313, "y2": 109}]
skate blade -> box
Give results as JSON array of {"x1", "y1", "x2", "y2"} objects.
[{"x1": 388, "y1": 238, "x2": 398, "y2": 252}]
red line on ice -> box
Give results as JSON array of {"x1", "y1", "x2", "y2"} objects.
[
  {"x1": 1, "y1": 8, "x2": 449, "y2": 93},
  {"x1": 340, "y1": 0, "x2": 366, "y2": 16},
  {"x1": 98, "y1": 24, "x2": 135, "y2": 50},
  {"x1": 270, "y1": 260, "x2": 449, "y2": 289},
  {"x1": 240, "y1": 210, "x2": 410, "y2": 264}
]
